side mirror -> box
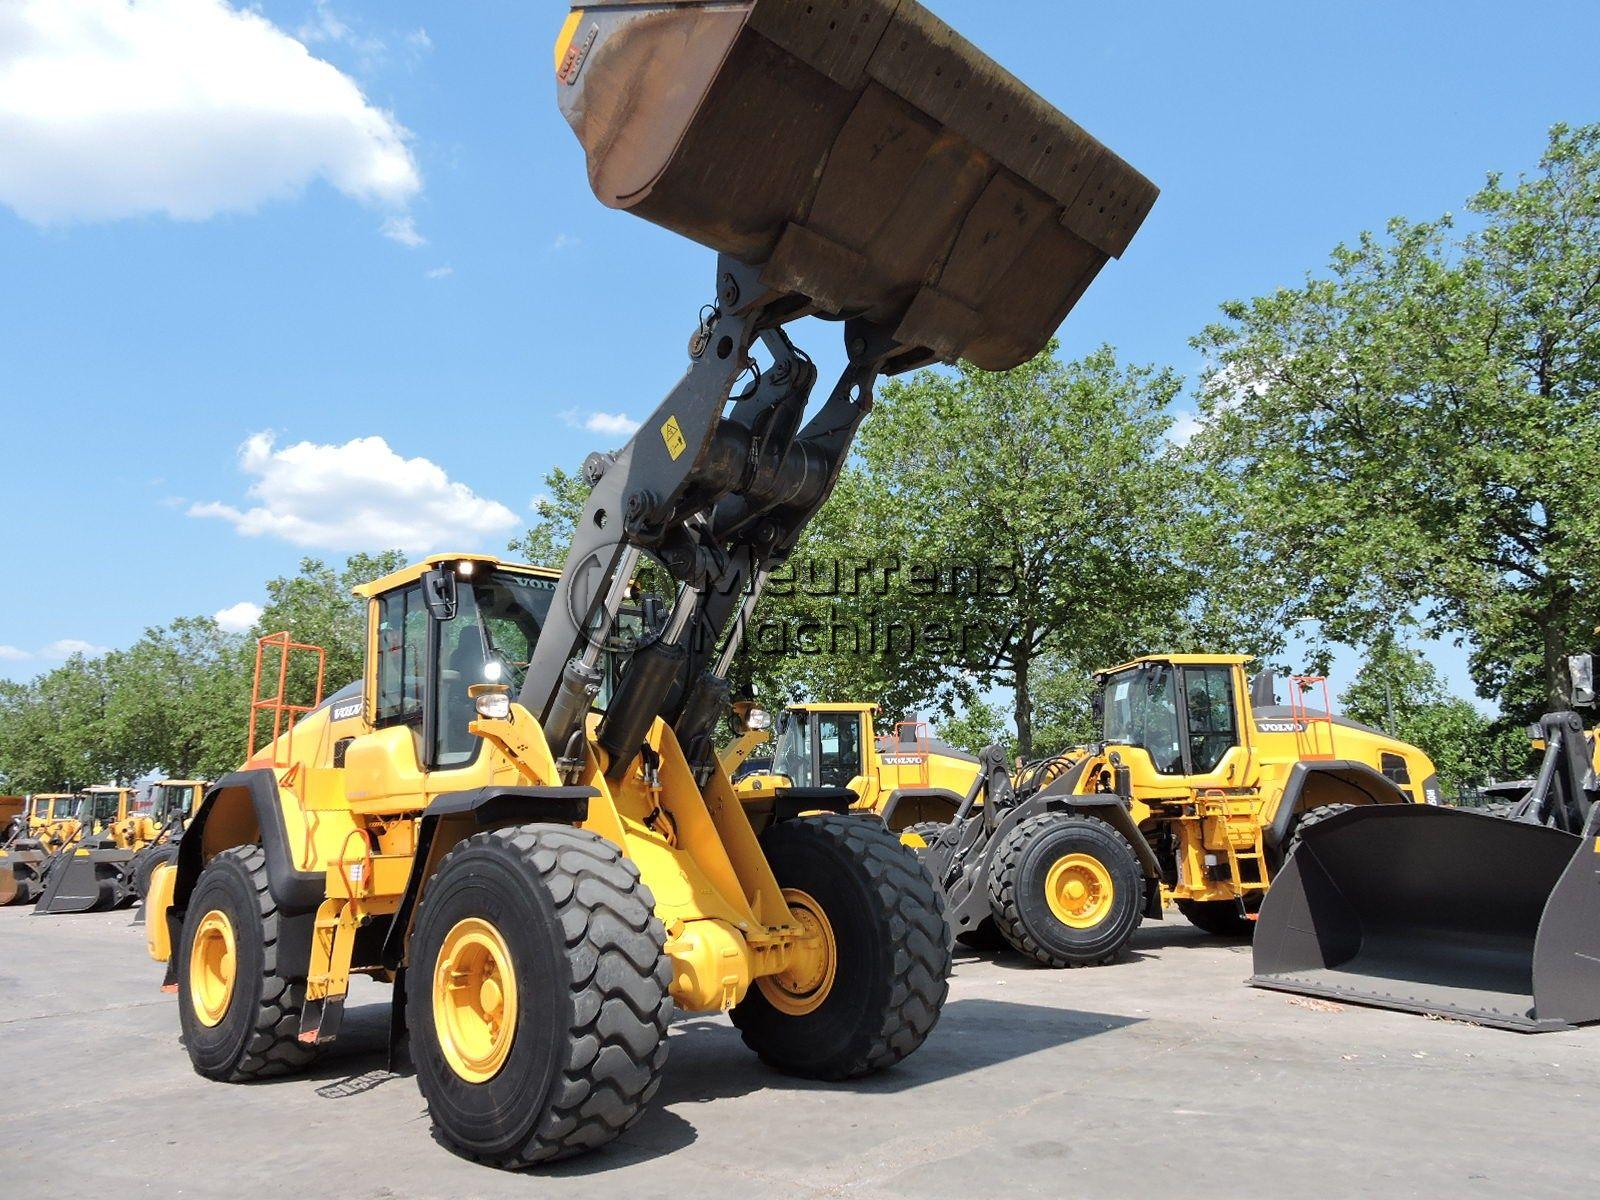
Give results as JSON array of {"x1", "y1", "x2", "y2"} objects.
[
  {"x1": 421, "y1": 569, "x2": 458, "y2": 621},
  {"x1": 1570, "y1": 654, "x2": 1595, "y2": 707},
  {"x1": 1091, "y1": 691, "x2": 1105, "y2": 720}
]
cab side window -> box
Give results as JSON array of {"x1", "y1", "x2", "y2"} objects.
[
  {"x1": 1381, "y1": 752, "x2": 1411, "y2": 786},
  {"x1": 817, "y1": 712, "x2": 863, "y2": 788},
  {"x1": 1184, "y1": 666, "x2": 1238, "y2": 774},
  {"x1": 375, "y1": 585, "x2": 427, "y2": 725}
]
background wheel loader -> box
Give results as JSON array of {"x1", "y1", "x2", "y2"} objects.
[
  {"x1": 142, "y1": 0, "x2": 1156, "y2": 1169},
  {"x1": 1251, "y1": 652, "x2": 1600, "y2": 1031},
  {"x1": 34, "y1": 785, "x2": 144, "y2": 914},
  {"x1": 735, "y1": 702, "x2": 984, "y2": 829},
  {"x1": 0, "y1": 792, "x2": 82, "y2": 905},
  {"x1": 125, "y1": 779, "x2": 205, "y2": 903},
  {"x1": 920, "y1": 655, "x2": 1440, "y2": 966}
]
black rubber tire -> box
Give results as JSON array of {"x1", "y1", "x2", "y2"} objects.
[
  {"x1": 132, "y1": 843, "x2": 178, "y2": 901},
  {"x1": 1286, "y1": 803, "x2": 1357, "y2": 856},
  {"x1": 1175, "y1": 897, "x2": 1255, "y2": 938},
  {"x1": 407, "y1": 824, "x2": 671, "y2": 1169},
  {"x1": 988, "y1": 813, "x2": 1144, "y2": 968},
  {"x1": 732, "y1": 814, "x2": 949, "y2": 1079},
  {"x1": 178, "y1": 845, "x2": 318, "y2": 1081}
]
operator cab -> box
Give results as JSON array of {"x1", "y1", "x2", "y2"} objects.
[
  {"x1": 770, "y1": 705, "x2": 866, "y2": 789},
  {"x1": 1095, "y1": 655, "x2": 1250, "y2": 780},
  {"x1": 348, "y1": 554, "x2": 643, "y2": 791},
  {"x1": 77, "y1": 788, "x2": 128, "y2": 832}
]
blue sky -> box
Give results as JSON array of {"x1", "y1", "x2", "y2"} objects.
[{"x1": 2, "y1": 1, "x2": 1596, "y2": 713}]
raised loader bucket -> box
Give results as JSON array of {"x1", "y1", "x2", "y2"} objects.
[
  {"x1": 1251, "y1": 805, "x2": 1600, "y2": 1031},
  {"x1": 556, "y1": 0, "x2": 1157, "y2": 370},
  {"x1": 33, "y1": 847, "x2": 130, "y2": 914}
]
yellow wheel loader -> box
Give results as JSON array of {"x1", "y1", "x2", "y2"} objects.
[
  {"x1": 126, "y1": 779, "x2": 206, "y2": 903},
  {"x1": 1252, "y1": 653, "x2": 1600, "y2": 1031},
  {"x1": 0, "y1": 793, "x2": 82, "y2": 905},
  {"x1": 34, "y1": 785, "x2": 144, "y2": 914},
  {"x1": 921, "y1": 655, "x2": 1440, "y2": 966},
  {"x1": 735, "y1": 702, "x2": 984, "y2": 831},
  {"x1": 143, "y1": 0, "x2": 1156, "y2": 1168}
]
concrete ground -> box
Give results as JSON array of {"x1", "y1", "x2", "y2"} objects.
[{"x1": 1, "y1": 905, "x2": 1593, "y2": 1199}]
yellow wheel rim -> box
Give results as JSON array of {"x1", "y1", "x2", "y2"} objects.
[
  {"x1": 760, "y1": 888, "x2": 838, "y2": 1016},
  {"x1": 189, "y1": 909, "x2": 237, "y2": 1027},
  {"x1": 1044, "y1": 853, "x2": 1115, "y2": 929},
  {"x1": 900, "y1": 830, "x2": 928, "y2": 850},
  {"x1": 433, "y1": 917, "x2": 519, "y2": 1084}
]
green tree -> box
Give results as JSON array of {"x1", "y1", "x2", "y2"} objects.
[
  {"x1": 812, "y1": 344, "x2": 1280, "y2": 757},
  {"x1": 507, "y1": 466, "x2": 590, "y2": 568},
  {"x1": 256, "y1": 551, "x2": 407, "y2": 700},
  {"x1": 936, "y1": 696, "x2": 1011, "y2": 759},
  {"x1": 1341, "y1": 634, "x2": 1532, "y2": 796},
  {"x1": 108, "y1": 617, "x2": 252, "y2": 780},
  {"x1": 1192, "y1": 122, "x2": 1600, "y2": 717}
]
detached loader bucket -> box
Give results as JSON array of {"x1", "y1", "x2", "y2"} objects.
[
  {"x1": 1251, "y1": 806, "x2": 1600, "y2": 1031},
  {"x1": 0, "y1": 847, "x2": 47, "y2": 906},
  {"x1": 556, "y1": 0, "x2": 1157, "y2": 370},
  {"x1": 34, "y1": 848, "x2": 131, "y2": 914}
]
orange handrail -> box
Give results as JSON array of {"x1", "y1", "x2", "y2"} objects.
[{"x1": 248, "y1": 631, "x2": 327, "y2": 767}]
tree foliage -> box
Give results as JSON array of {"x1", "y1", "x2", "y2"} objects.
[
  {"x1": 0, "y1": 552, "x2": 402, "y2": 792},
  {"x1": 1192, "y1": 122, "x2": 1600, "y2": 716},
  {"x1": 1341, "y1": 633, "x2": 1531, "y2": 797}
]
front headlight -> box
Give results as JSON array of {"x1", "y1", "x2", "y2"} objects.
[
  {"x1": 473, "y1": 687, "x2": 512, "y2": 720},
  {"x1": 745, "y1": 706, "x2": 772, "y2": 731}
]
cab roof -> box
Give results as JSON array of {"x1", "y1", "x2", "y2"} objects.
[
  {"x1": 351, "y1": 553, "x2": 559, "y2": 599},
  {"x1": 152, "y1": 779, "x2": 208, "y2": 788},
  {"x1": 786, "y1": 702, "x2": 879, "y2": 714},
  {"x1": 1096, "y1": 653, "x2": 1254, "y2": 676}
]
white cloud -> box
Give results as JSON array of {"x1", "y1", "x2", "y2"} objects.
[
  {"x1": 213, "y1": 600, "x2": 263, "y2": 633},
  {"x1": 189, "y1": 431, "x2": 520, "y2": 554},
  {"x1": 551, "y1": 232, "x2": 580, "y2": 252},
  {"x1": 565, "y1": 410, "x2": 640, "y2": 437},
  {"x1": 41, "y1": 639, "x2": 108, "y2": 658},
  {"x1": 425, "y1": 265, "x2": 454, "y2": 279},
  {"x1": 381, "y1": 214, "x2": 425, "y2": 247},
  {"x1": 0, "y1": 0, "x2": 422, "y2": 226},
  {"x1": 0, "y1": 645, "x2": 28, "y2": 661},
  {"x1": 1166, "y1": 409, "x2": 1204, "y2": 447}
]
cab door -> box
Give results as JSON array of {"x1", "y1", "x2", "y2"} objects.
[
  {"x1": 812, "y1": 709, "x2": 868, "y2": 806},
  {"x1": 1176, "y1": 663, "x2": 1251, "y2": 787}
]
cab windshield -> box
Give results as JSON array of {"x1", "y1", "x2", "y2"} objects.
[
  {"x1": 1101, "y1": 664, "x2": 1183, "y2": 775},
  {"x1": 433, "y1": 571, "x2": 558, "y2": 767},
  {"x1": 151, "y1": 785, "x2": 194, "y2": 823},
  {"x1": 77, "y1": 793, "x2": 121, "y2": 825},
  {"x1": 771, "y1": 709, "x2": 812, "y2": 787}
]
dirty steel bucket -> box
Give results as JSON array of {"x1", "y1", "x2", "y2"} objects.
[
  {"x1": 555, "y1": 0, "x2": 1157, "y2": 371},
  {"x1": 0, "y1": 847, "x2": 46, "y2": 905},
  {"x1": 1250, "y1": 805, "x2": 1600, "y2": 1031},
  {"x1": 33, "y1": 848, "x2": 129, "y2": 914}
]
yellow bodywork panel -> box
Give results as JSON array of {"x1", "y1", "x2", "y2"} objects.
[{"x1": 146, "y1": 860, "x2": 178, "y2": 962}]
